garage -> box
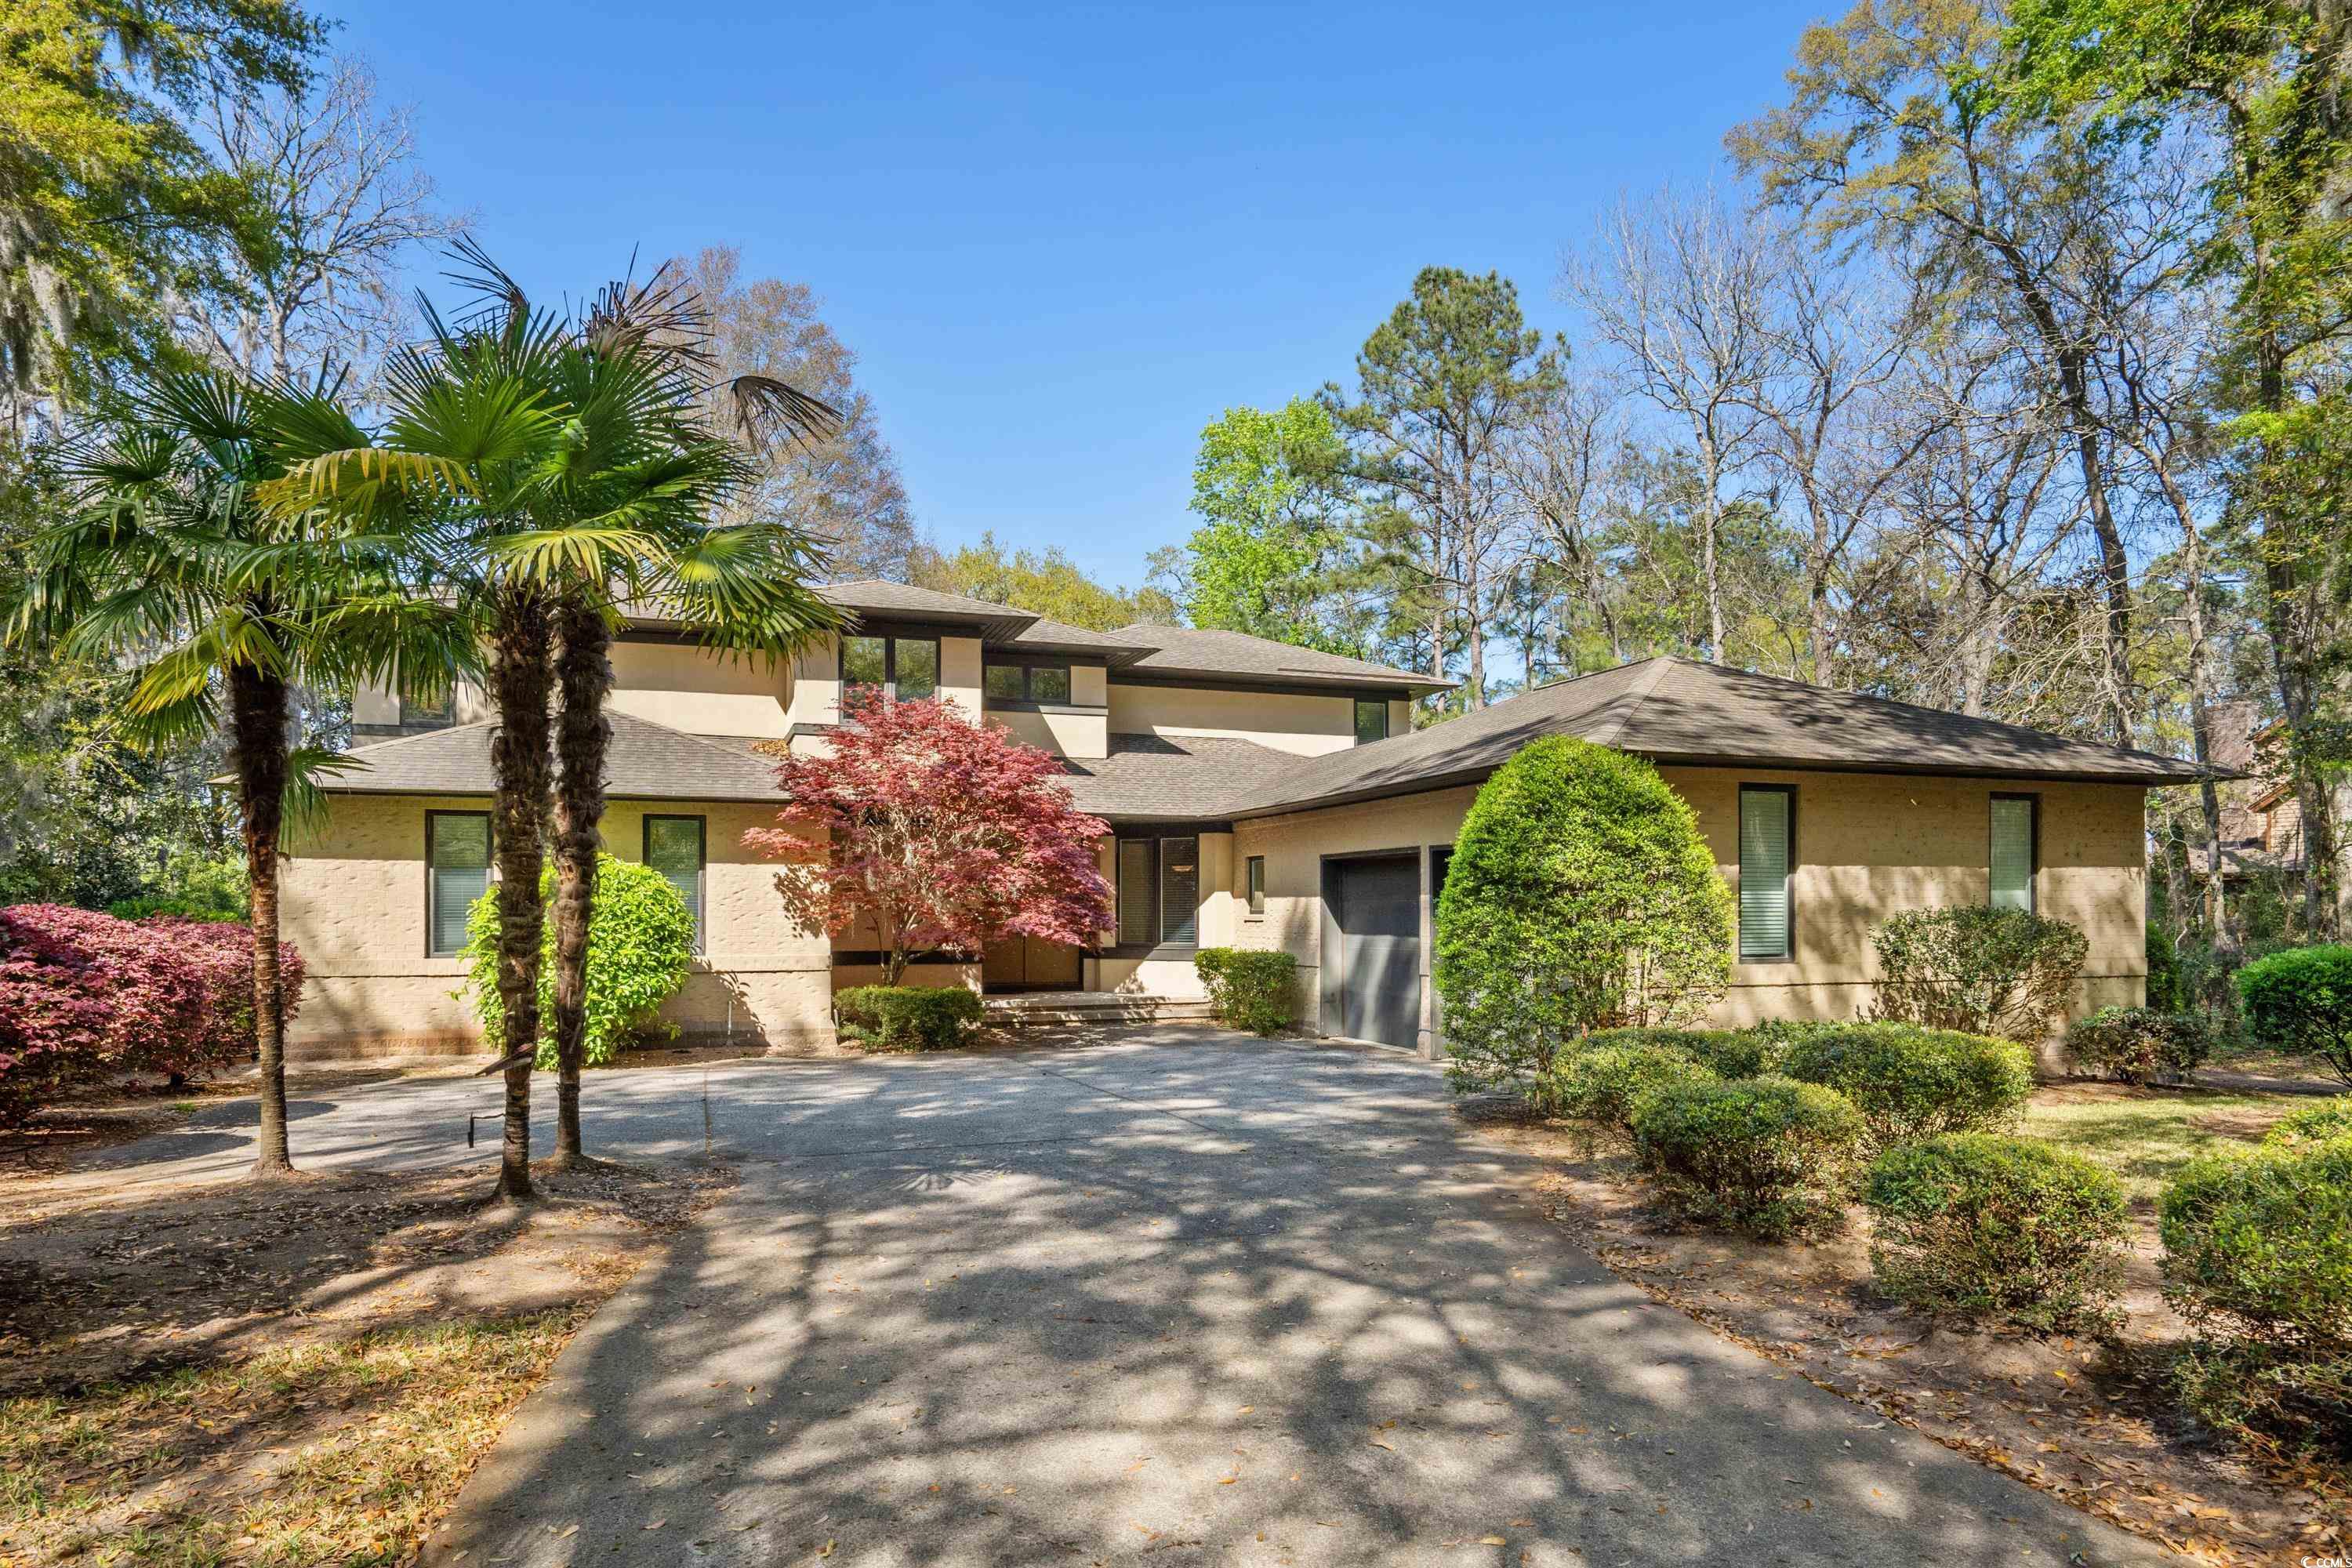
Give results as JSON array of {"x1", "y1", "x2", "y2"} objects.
[{"x1": 1325, "y1": 853, "x2": 1421, "y2": 1051}]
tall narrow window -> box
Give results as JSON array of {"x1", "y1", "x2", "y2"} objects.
[
  {"x1": 1737, "y1": 786, "x2": 1794, "y2": 961},
  {"x1": 1117, "y1": 840, "x2": 1154, "y2": 946},
  {"x1": 1990, "y1": 795, "x2": 2037, "y2": 913},
  {"x1": 895, "y1": 637, "x2": 938, "y2": 700},
  {"x1": 841, "y1": 635, "x2": 887, "y2": 705},
  {"x1": 1246, "y1": 855, "x2": 1266, "y2": 916},
  {"x1": 1355, "y1": 698, "x2": 1389, "y2": 746},
  {"x1": 1160, "y1": 836, "x2": 1200, "y2": 946},
  {"x1": 427, "y1": 811, "x2": 492, "y2": 958},
  {"x1": 644, "y1": 815, "x2": 707, "y2": 949}
]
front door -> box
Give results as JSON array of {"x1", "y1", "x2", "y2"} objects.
[
  {"x1": 1334, "y1": 854, "x2": 1421, "y2": 1051},
  {"x1": 981, "y1": 935, "x2": 1082, "y2": 993}
]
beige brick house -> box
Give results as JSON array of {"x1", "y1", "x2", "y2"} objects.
[{"x1": 281, "y1": 580, "x2": 2206, "y2": 1059}]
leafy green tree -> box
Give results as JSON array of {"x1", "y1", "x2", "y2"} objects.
[
  {"x1": 909, "y1": 532, "x2": 1175, "y2": 630},
  {"x1": 1435, "y1": 737, "x2": 1734, "y2": 1099},
  {"x1": 1171, "y1": 399, "x2": 1353, "y2": 649}
]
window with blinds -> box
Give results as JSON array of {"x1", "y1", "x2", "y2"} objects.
[
  {"x1": 427, "y1": 811, "x2": 491, "y2": 957},
  {"x1": 1990, "y1": 796, "x2": 2037, "y2": 913},
  {"x1": 1160, "y1": 837, "x2": 1199, "y2": 946},
  {"x1": 644, "y1": 815, "x2": 707, "y2": 949},
  {"x1": 1737, "y1": 786, "x2": 1793, "y2": 961},
  {"x1": 1118, "y1": 839, "x2": 1154, "y2": 946},
  {"x1": 1246, "y1": 855, "x2": 1265, "y2": 916}
]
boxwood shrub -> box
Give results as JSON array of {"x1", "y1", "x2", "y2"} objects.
[
  {"x1": 2263, "y1": 1095, "x2": 2352, "y2": 1152},
  {"x1": 1540, "y1": 1042, "x2": 1718, "y2": 1125},
  {"x1": 1863, "y1": 1134, "x2": 2129, "y2": 1331},
  {"x1": 1783, "y1": 1023, "x2": 2034, "y2": 1145},
  {"x1": 2161, "y1": 1141, "x2": 2352, "y2": 1446},
  {"x1": 1628, "y1": 1076, "x2": 1867, "y2": 1240},
  {"x1": 2062, "y1": 1006, "x2": 2212, "y2": 1086},
  {"x1": 1869, "y1": 907, "x2": 2088, "y2": 1043},
  {"x1": 464, "y1": 855, "x2": 695, "y2": 1068},
  {"x1": 1583, "y1": 1025, "x2": 1777, "y2": 1081},
  {"x1": 2235, "y1": 943, "x2": 2352, "y2": 1086},
  {"x1": 1194, "y1": 948, "x2": 1298, "y2": 1036},
  {"x1": 836, "y1": 985, "x2": 984, "y2": 1052}
]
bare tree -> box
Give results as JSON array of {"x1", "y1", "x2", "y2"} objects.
[
  {"x1": 177, "y1": 59, "x2": 466, "y2": 388},
  {"x1": 1506, "y1": 368, "x2": 1627, "y2": 666}
]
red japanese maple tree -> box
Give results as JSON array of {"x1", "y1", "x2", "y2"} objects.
[{"x1": 745, "y1": 691, "x2": 1114, "y2": 985}]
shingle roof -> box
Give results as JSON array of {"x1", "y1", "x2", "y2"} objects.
[
  {"x1": 814, "y1": 579, "x2": 1036, "y2": 637},
  {"x1": 323, "y1": 713, "x2": 788, "y2": 803},
  {"x1": 1216, "y1": 656, "x2": 2216, "y2": 818},
  {"x1": 1108, "y1": 623, "x2": 1451, "y2": 692},
  {"x1": 1058, "y1": 734, "x2": 1298, "y2": 822},
  {"x1": 999, "y1": 615, "x2": 1155, "y2": 664}
]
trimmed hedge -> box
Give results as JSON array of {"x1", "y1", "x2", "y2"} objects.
[
  {"x1": 1868, "y1": 907, "x2": 2088, "y2": 1044},
  {"x1": 463, "y1": 855, "x2": 696, "y2": 1069},
  {"x1": 1194, "y1": 948, "x2": 1297, "y2": 1035},
  {"x1": 1583, "y1": 1025, "x2": 1777, "y2": 1081},
  {"x1": 1783, "y1": 1023, "x2": 2035, "y2": 1145},
  {"x1": 1541, "y1": 1042, "x2": 1718, "y2": 1124},
  {"x1": 1629, "y1": 1076, "x2": 1867, "y2": 1240},
  {"x1": 2062, "y1": 1006, "x2": 2212, "y2": 1086},
  {"x1": 836, "y1": 985, "x2": 984, "y2": 1052},
  {"x1": 2263, "y1": 1095, "x2": 2352, "y2": 1152},
  {"x1": 2161, "y1": 1141, "x2": 2352, "y2": 1446},
  {"x1": 1864, "y1": 1134, "x2": 2129, "y2": 1331},
  {"x1": 2236, "y1": 944, "x2": 2352, "y2": 1087}
]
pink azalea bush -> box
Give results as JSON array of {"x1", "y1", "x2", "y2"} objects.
[{"x1": 0, "y1": 903, "x2": 303, "y2": 1125}]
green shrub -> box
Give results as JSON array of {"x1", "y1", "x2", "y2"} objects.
[
  {"x1": 462, "y1": 855, "x2": 695, "y2": 1068},
  {"x1": 1194, "y1": 948, "x2": 1298, "y2": 1035},
  {"x1": 2236, "y1": 944, "x2": 2352, "y2": 1086},
  {"x1": 1869, "y1": 907, "x2": 2089, "y2": 1044},
  {"x1": 1435, "y1": 738, "x2": 1733, "y2": 1102},
  {"x1": 106, "y1": 852, "x2": 249, "y2": 923},
  {"x1": 2145, "y1": 925, "x2": 2185, "y2": 1014},
  {"x1": 2161, "y1": 1142, "x2": 2352, "y2": 1446},
  {"x1": 1584, "y1": 1025, "x2": 1777, "y2": 1080},
  {"x1": 1629, "y1": 1076, "x2": 1867, "y2": 1240},
  {"x1": 1783, "y1": 1023, "x2": 2035, "y2": 1145},
  {"x1": 1540, "y1": 1042, "x2": 1719, "y2": 1124},
  {"x1": 835, "y1": 985, "x2": 984, "y2": 1051},
  {"x1": 2062, "y1": 1006, "x2": 2212, "y2": 1086},
  {"x1": 2264, "y1": 1095, "x2": 2352, "y2": 1151},
  {"x1": 1863, "y1": 1134, "x2": 2129, "y2": 1331}
]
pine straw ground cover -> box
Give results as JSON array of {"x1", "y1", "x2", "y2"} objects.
[
  {"x1": 0, "y1": 1160, "x2": 733, "y2": 1566},
  {"x1": 1468, "y1": 1081, "x2": 2345, "y2": 1568}
]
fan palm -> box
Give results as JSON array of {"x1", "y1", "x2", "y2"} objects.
[{"x1": 9, "y1": 368, "x2": 470, "y2": 1177}]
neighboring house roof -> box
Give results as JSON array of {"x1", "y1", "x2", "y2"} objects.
[
  {"x1": 1058, "y1": 734, "x2": 1296, "y2": 822},
  {"x1": 1216, "y1": 656, "x2": 2217, "y2": 819},
  {"x1": 325, "y1": 713, "x2": 789, "y2": 804},
  {"x1": 1107, "y1": 623, "x2": 1451, "y2": 694}
]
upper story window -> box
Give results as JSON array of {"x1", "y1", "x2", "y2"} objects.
[
  {"x1": 1737, "y1": 785, "x2": 1795, "y2": 962},
  {"x1": 984, "y1": 662, "x2": 1073, "y2": 704},
  {"x1": 1354, "y1": 698, "x2": 1389, "y2": 746},
  {"x1": 842, "y1": 634, "x2": 938, "y2": 706},
  {"x1": 1989, "y1": 794, "x2": 2037, "y2": 913}
]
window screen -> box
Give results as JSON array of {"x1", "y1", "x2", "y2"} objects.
[
  {"x1": 644, "y1": 815, "x2": 706, "y2": 948},
  {"x1": 1737, "y1": 786, "x2": 1793, "y2": 960},
  {"x1": 1029, "y1": 665, "x2": 1072, "y2": 704},
  {"x1": 1990, "y1": 796, "x2": 2036, "y2": 913},
  {"x1": 983, "y1": 664, "x2": 1024, "y2": 700},
  {"x1": 1117, "y1": 840, "x2": 1154, "y2": 946},
  {"x1": 1355, "y1": 698, "x2": 1389, "y2": 746},
  {"x1": 1160, "y1": 837, "x2": 1199, "y2": 946},
  {"x1": 428, "y1": 812, "x2": 492, "y2": 957},
  {"x1": 1246, "y1": 855, "x2": 1265, "y2": 916}
]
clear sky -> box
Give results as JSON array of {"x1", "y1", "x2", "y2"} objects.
[{"x1": 335, "y1": 2, "x2": 1829, "y2": 591}]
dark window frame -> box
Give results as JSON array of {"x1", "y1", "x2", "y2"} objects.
[
  {"x1": 1736, "y1": 783, "x2": 1798, "y2": 964},
  {"x1": 426, "y1": 808, "x2": 493, "y2": 959},
  {"x1": 643, "y1": 813, "x2": 709, "y2": 954},
  {"x1": 1354, "y1": 697, "x2": 1390, "y2": 746},
  {"x1": 1245, "y1": 854, "x2": 1266, "y2": 916},
  {"x1": 982, "y1": 661, "x2": 1074, "y2": 704},
  {"x1": 1112, "y1": 833, "x2": 1203, "y2": 953},
  {"x1": 1988, "y1": 792, "x2": 2040, "y2": 915},
  {"x1": 840, "y1": 633, "x2": 942, "y2": 706}
]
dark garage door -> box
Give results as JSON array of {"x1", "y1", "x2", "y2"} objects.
[{"x1": 1334, "y1": 855, "x2": 1421, "y2": 1051}]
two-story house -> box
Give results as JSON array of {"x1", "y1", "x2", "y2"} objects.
[{"x1": 282, "y1": 579, "x2": 2209, "y2": 1062}]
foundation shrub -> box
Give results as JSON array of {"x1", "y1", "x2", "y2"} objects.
[
  {"x1": 835, "y1": 985, "x2": 984, "y2": 1052},
  {"x1": 1869, "y1": 907, "x2": 2088, "y2": 1043},
  {"x1": 1540, "y1": 1042, "x2": 1718, "y2": 1124},
  {"x1": 1782, "y1": 1022, "x2": 2034, "y2": 1146},
  {"x1": 462, "y1": 855, "x2": 695, "y2": 1068},
  {"x1": 1581, "y1": 1025, "x2": 1778, "y2": 1080},
  {"x1": 2235, "y1": 944, "x2": 2352, "y2": 1087},
  {"x1": 2062, "y1": 1006, "x2": 2212, "y2": 1086},
  {"x1": 1194, "y1": 948, "x2": 1297, "y2": 1035},
  {"x1": 1628, "y1": 1076, "x2": 1867, "y2": 1240},
  {"x1": 1863, "y1": 1134, "x2": 2129, "y2": 1331}
]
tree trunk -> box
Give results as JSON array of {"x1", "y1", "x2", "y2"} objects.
[
  {"x1": 488, "y1": 587, "x2": 556, "y2": 1201},
  {"x1": 550, "y1": 593, "x2": 612, "y2": 1168},
  {"x1": 1699, "y1": 440, "x2": 1726, "y2": 663},
  {"x1": 227, "y1": 661, "x2": 293, "y2": 1178}
]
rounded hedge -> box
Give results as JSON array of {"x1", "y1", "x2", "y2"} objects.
[
  {"x1": 1782, "y1": 1023, "x2": 2034, "y2": 1145},
  {"x1": 1629, "y1": 1076, "x2": 1867, "y2": 1240},
  {"x1": 1541, "y1": 1042, "x2": 1718, "y2": 1125},
  {"x1": 463, "y1": 854, "x2": 696, "y2": 1069},
  {"x1": 2062, "y1": 1006, "x2": 2212, "y2": 1087},
  {"x1": 1863, "y1": 1134, "x2": 2129, "y2": 1331},
  {"x1": 1435, "y1": 737, "x2": 1733, "y2": 1101},
  {"x1": 1584, "y1": 1025, "x2": 1777, "y2": 1081},
  {"x1": 2263, "y1": 1095, "x2": 2352, "y2": 1152},
  {"x1": 835, "y1": 985, "x2": 984, "y2": 1051},
  {"x1": 1194, "y1": 948, "x2": 1298, "y2": 1036},
  {"x1": 2235, "y1": 944, "x2": 2352, "y2": 1085}
]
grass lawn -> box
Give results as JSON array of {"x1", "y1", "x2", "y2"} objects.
[{"x1": 2020, "y1": 1082, "x2": 2309, "y2": 1202}]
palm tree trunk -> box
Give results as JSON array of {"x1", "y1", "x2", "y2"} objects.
[
  {"x1": 227, "y1": 662, "x2": 292, "y2": 1178},
  {"x1": 550, "y1": 593, "x2": 612, "y2": 1167},
  {"x1": 489, "y1": 587, "x2": 555, "y2": 1202}
]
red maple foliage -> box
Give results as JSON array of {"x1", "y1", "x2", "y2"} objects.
[{"x1": 744, "y1": 692, "x2": 1113, "y2": 985}]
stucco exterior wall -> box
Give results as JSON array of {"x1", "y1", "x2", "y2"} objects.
[
  {"x1": 1107, "y1": 683, "x2": 1364, "y2": 756},
  {"x1": 986, "y1": 706, "x2": 1109, "y2": 759},
  {"x1": 607, "y1": 641, "x2": 791, "y2": 738},
  {"x1": 1229, "y1": 770, "x2": 2150, "y2": 1061},
  {"x1": 281, "y1": 793, "x2": 833, "y2": 1058}
]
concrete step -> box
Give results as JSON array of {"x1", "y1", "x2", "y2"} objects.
[{"x1": 984, "y1": 993, "x2": 1215, "y2": 1028}]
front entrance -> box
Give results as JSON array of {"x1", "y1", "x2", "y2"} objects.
[
  {"x1": 981, "y1": 935, "x2": 1083, "y2": 993},
  {"x1": 1330, "y1": 853, "x2": 1421, "y2": 1051}
]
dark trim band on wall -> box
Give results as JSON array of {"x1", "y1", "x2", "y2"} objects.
[
  {"x1": 829, "y1": 949, "x2": 979, "y2": 967},
  {"x1": 1109, "y1": 674, "x2": 1414, "y2": 702},
  {"x1": 985, "y1": 699, "x2": 1107, "y2": 716}
]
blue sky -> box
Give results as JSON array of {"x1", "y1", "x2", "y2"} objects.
[{"x1": 336, "y1": 2, "x2": 1828, "y2": 590}]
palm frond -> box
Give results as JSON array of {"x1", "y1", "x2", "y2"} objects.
[
  {"x1": 726, "y1": 374, "x2": 842, "y2": 452},
  {"x1": 284, "y1": 747, "x2": 370, "y2": 836}
]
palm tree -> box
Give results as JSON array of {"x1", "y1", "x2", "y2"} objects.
[{"x1": 10, "y1": 368, "x2": 468, "y2": 1177}]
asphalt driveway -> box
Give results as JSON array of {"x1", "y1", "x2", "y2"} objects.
[{"x1": 88, "y1": 1030, "x2": 2175, "y2": 1566}]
